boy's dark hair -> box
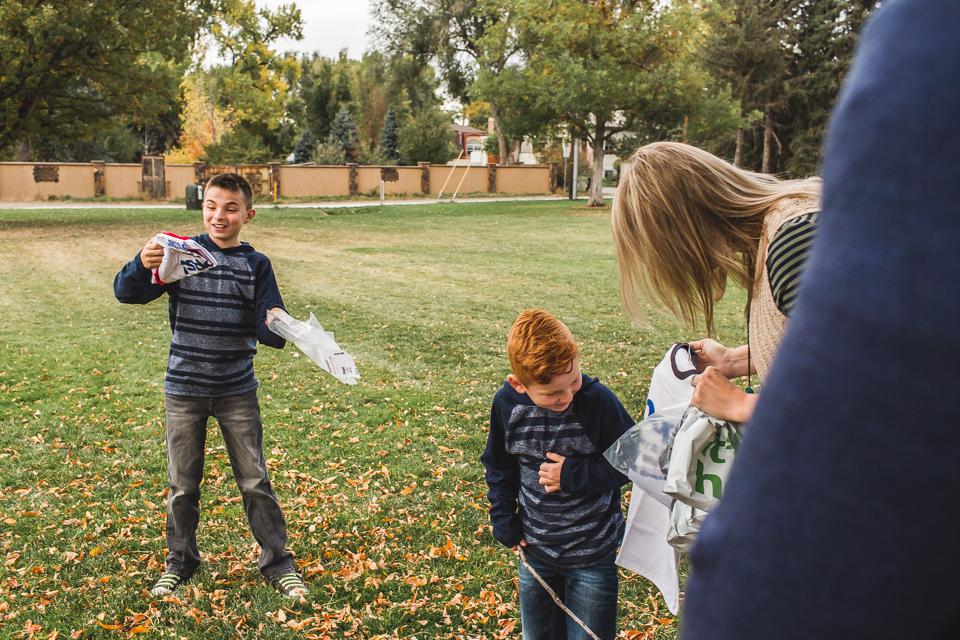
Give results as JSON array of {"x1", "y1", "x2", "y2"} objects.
[{"x1": 206, "y1": 173, "x2": 253, "y2": 210}]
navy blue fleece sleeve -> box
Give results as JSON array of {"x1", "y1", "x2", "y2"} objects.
[
  {"x1": 480, "y1": 398, "x2": 524, "y2": 549},
  {"x1": 681, "y1": 2, "x2": 960, "y2": 639},
  {"x1": 250, "y1": 252, "x2": 286, "y2": 349},
  {"x1": 113, "y1": 251, "x2": 171, "y2": 305},
  {"x1": 559, "y1": 387, "x2": 633, "y2": 493}
]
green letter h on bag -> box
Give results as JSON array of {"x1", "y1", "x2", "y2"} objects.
[{"x1": 695, "y1": 438, "x2": 729, "y2": 499}]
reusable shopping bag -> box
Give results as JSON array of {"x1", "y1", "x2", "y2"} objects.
[{"x1": 663, "y1": 408, "x2": 741, "y2": 512}]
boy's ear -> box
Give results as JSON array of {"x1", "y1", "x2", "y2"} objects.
[
  {"x1": 506, "y1": 374, "x2": 526, "y2": 395},
  {"x1": 244, "y1": 208, "x2": 256, "y2": 224}
]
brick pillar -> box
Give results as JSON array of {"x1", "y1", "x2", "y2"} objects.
[
  {"x1": 193, "y1": 162, "x2": 205, "y2": 185},
  {"x1": 92, "y1": 161, "x2": 105, "y2": 197},
  {"x1": 546, "y1": 162, "x2": 559, "y2": 193},
  {"x1": 347, "y1": 163, "x2": 359, "y2": 196},
  {"x1": 418, "y1": 162, "x2": 431, "y2": 194},
  {"x1": 487, "y1": 163, "x2": 497, "y2": 193},
  {"x1": 268, "y1": 162, "x2": 281, "y2": 198}
]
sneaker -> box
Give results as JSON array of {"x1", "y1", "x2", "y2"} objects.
[
  {"x1": 150, "y1": 572, "x2": 189, "y2": 596},
  {"x1": 272, "y1": 570, "x2": 308, "y2": 598}
]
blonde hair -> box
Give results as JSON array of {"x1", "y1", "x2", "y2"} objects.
[
  {"x1": 508, "y1": 309, "x2": 579, "y2": 387},
  {"x1": 612, "y1": 142, "x2": 821, "y2": 332}
]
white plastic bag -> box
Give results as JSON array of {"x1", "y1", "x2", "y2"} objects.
[
  {"x1": 151, "y1": 232, "x2": 218, "y2": 285},
  {"x1": 603, "y1": 402, "x2": 687, "y2": 508},
  {"x1": 266, "y1": 309, "x2": 360, "y2": 385},
  {"x1": 663, "y1": 408, "x2": 741, "y2": 512}
]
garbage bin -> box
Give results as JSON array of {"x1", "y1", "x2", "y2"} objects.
[{"x1": 186, "y1": 184, "x2": 203, "y2": 210}]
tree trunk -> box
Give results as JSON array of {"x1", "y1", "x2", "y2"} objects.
[
  {"x1": 588, "y1": 116, "x2": 606, "y2": 207},
  {"x1": 734, "y1": 128, "x2": 744, "y2": 168},
  {"x1": 762, "y1": 112, "x2": 774, "y2": 173},
  {"x1": 16, "y1": 138, "x2": 31, "y2": 162},
  {"x1": 489, "y1": 101, "x2": 512, "y2": 166}
]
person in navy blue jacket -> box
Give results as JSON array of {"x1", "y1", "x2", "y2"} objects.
[
  {"x1": 114, "y1": 173, "x2": 307, "y2": 599},
  {"x1": 482, "y1": 309, "x2": 634, "y2": 640},
  {"x1": 680, "y1": 1, "x2": 960, "y2": 638}
]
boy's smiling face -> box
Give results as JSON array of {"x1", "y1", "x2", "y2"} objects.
[
  {"x1": 203, "y1": 186, "x2": 255, "y2": 248},
  {"x1": 507, "y1": 357, "x2": 583, "y2": 412}
]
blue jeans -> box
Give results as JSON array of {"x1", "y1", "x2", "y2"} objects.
[
  {"x1": 164, "y1": 391, "x2": 294, "y2": 580},
  {"x1": 518, "y1": 550, "x2": 619, "y2": 640}
]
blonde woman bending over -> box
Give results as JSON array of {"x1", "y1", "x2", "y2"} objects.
[{"x1": 612, "y1": 142, "x2": 821, "y2": 423}]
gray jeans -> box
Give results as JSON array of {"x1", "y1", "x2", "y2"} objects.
[{"x1": 164, "y1": 390, "x2": 293, "y2": 580}]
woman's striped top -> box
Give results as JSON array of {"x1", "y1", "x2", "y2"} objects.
[{"x1": 765, "y1": 212, "x2": 820, "y2": 317}]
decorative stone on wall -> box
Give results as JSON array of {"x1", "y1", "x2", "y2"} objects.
[
  {"x1": 33, "y1": 165, "x2": 59, "y2": 183},
  {"x1": 347, "y1": 163, "x2": 359, "y2": 196},
  {"x1": 418, "y1": 162, "x2": 430, "y2": 194},
  {"x1": 487, "y1": 163, "x2": 497, "y2": 193},
  {"x1": 92, "y1": 161, "x2": 105, "y2": 196},
  {"x1": 268, "y1": 162, "x2": 280, "y2": 198}
]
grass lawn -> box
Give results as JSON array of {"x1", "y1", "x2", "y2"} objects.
[{"x1": 0, "y1": 201, "x2": 748, "y2": 639}]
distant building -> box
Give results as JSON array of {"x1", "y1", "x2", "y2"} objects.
[{"x1": 450, "y1": 124, "x2": 487, "y2": 165}]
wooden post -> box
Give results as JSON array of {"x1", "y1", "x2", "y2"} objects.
[
  {"x1": 347, "y1": 163, "x2": 359, "y2": 196},
  {"x1": 92, "y1": 161, "x2": 105, "y2": 197},
  {"x1": 487, "y1": 163, "x2": 497, "y2": 193},
  {"x1": 418, "y1": 162, "x2": 431, "y2": 195}
]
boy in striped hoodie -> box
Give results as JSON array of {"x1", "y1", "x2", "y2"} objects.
[
  {"x1": 482, "y1": 309, "x2": 634, "y2": 640},
  {"x1": 114, "y1": 173, "x2": 307, "y2": 599}
]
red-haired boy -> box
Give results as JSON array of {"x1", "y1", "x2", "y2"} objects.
[{"x1": 481, "y1": 309, "x2": 634, "y2": 640}]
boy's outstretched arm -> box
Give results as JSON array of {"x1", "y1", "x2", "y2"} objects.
[
  {"x1": 250, "y1": 254, "x2": 286, "y2": 349},
  {"x1": 114, "y1": 239, "x2": 169, "y2": 305},
  {"x1": 480, "y1": 404, "x2": 524, "y2": 549},
  {"x1": 556, "y1": 395, "x2": 633, "y2": 494}
]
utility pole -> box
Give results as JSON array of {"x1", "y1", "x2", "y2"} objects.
[{"x1": 569, "y1": 141, "x2": 579, "y2": 200}]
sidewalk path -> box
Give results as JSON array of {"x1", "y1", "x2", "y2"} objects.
[{"x1": 0, "y1": 187, "x2": 615, "y2": 210}]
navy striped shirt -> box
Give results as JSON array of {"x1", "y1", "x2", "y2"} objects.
[
  {"x1": 114, "y1": 234, "x2": 285, "y2": 397},
  {"x1": 482, "y1": 375, "x2": 633, "y2": 568}
]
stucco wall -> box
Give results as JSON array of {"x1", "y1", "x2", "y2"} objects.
[
  {"x1": 496, "y1": 165, "x2": 551, "y2": 194},
  {"x1": 0, "y1": 163, "x2": 94, "y2": 202},
  {"x1": 279, "y1": 166, "x2": 350, "y2": 198}
]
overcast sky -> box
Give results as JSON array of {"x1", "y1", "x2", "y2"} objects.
[{"x1": 255, "y1": 0, "x2": 375, "y2": 60}]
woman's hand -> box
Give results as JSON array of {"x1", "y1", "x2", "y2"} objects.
[
  {"x1": 690, "y1": 340, "x2": 752, "y2": 379},
  {"x1": 691, "y1": 367, "x2": 758, "y2": 423}
]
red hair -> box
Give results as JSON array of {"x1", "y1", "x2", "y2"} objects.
[{"x1": 508, "y1": 309, "x2": 579, "y2": 386}]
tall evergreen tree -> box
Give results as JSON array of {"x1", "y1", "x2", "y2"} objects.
[
  {"x1": 379, "y1": 105, "x2": 402, "y2": 165},
  {"x1": 293, "y1": 128, "x2": 317, "y2": 163},
  {"x1": 329, "y1": 105, "x2": 359, "y2": 162}
]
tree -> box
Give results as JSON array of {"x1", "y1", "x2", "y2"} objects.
[
  {"x1": 293, "y1": 129, "x2": 318, "y2": 164},
  {"x1": 329, "y1": 106, "x2": 360, "y2": 162},
  {"x1": 203, "y1": 129, "x2": 273, "y2": 164},
  {"x1": 379, "y1": 106, "x2": 403, "y2": 165},
  {"x1": 311, "y1": 141, "x2": 346, "y2": 165},
  {"x1": 398, "y1": 107, "x2": 456, "y2": 165},
  {"x1": 372, "y1": 0, "x2": 521, "y2": 163},
  {"x1": 487, "y1": 0, "x2": 733, "y2": 206},
  {"x1": 0, "y1": 0, "x2": 196, "y2": 158}
]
